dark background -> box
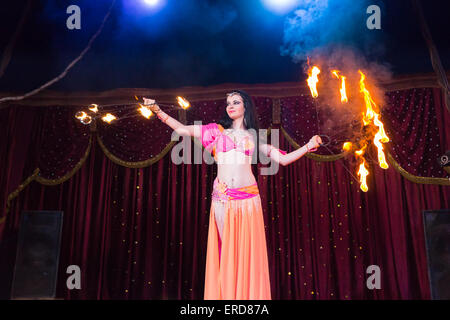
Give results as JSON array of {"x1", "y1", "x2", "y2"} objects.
[{"x1": 0, "y1": 0, "x2": 449, "y2": 93}]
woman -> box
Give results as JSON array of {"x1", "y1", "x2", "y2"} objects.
[{"x1": 144, "y1": 90, "x2": 321, "y2": 299}]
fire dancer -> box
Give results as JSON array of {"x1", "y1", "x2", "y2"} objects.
[{"x1": 143, "y1": 90, "x2": 321, "y2": 300}]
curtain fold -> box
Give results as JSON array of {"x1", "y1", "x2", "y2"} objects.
[{"x1": 0, "y1": 87, "x2": 448, "y2": 300}]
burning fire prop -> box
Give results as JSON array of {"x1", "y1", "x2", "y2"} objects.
[
  {"x1": 101, "y1": 113, "x2": 117, "y2": 123},
  {"x1": 75, "y1": 111, "x2": 92, "y2": 125},
  {"x1": 331, "y1": 70, "x2": 348, "y2": 103},
  {"x1": 177, "y1": 96, "x2": 190, "y2": 109},
  {"x1": 138, "y1": 104, "x2": 153, "y2": 119},
  {"x1": 307, "y1": 66, "x2": 320, "y2": 98},
  {"x1": 306, "y1": 65, "x2": 390, "y2": 192},
  {"x1": 88, "y1": 104, "x2": 99, "y2": 113},
  {"x1": 74, "y1": 96, "x2": 191, "y2": 125}
]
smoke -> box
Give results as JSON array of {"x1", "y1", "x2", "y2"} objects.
[
  {"x1": 281, "y1": 0, "x2": 329, "y2": 61},
  {"x1": 307, "y1": 45, "x2": 391, "y2": 109},
  {"x1": 280, "y1": 0, "x2": 391, "y2": 152},
  {"x1": 304, "y1": 45, "x2": 392, "y2": 149},
  {"x1": 281, "y1": 0, "x2": 379, "y2": 62}
]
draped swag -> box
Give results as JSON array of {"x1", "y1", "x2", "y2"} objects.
[{"x1": 0, "y1": 81, "x2": 448, "y2": 300}]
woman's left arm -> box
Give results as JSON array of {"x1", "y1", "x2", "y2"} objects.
[{"x1": 260, "y1": 135, "x2": 322, "y2": 166}]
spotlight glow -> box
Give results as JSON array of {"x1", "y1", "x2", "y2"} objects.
[
  {"x1": 143, "y1": 0, "x2": 159, "y2": 6},
  {"x1": 262, "y1": 0, "x2": 300, "y2": 14}
]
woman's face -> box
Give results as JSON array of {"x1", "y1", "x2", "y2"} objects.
[{"x1": 226, "y1": 93, "x2": 245, "y2": 120}]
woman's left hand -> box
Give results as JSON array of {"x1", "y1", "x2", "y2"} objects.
[{"x1": 307, "y1": 135, "x2": 322, "y2": 152}]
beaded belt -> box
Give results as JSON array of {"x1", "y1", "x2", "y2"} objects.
[{"x1": 212, "y1": 178, "x2": 259, "y2": 203}]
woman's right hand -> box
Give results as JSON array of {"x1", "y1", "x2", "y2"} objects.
[
  {"x1": 143, "y1": 97, "x2": 155, "y2": 105},
  {"x1": 143, "y1": 97, "x2": 161, "y2": 113}
]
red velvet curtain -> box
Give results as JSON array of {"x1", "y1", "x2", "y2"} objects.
[{"x1": 0, "y1": 88, "x2": 448, "y2": 300}]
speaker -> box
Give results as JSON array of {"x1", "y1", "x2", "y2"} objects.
[
  {"x1": 423, "y1": 209, "x2": 450, "y2": 300},
  {"x1": 10, "y1": 211, "x2": 63, "y2": 299}
]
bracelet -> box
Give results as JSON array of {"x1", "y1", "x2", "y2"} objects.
[{"x1": 306, "y1": 144, "x2": 311, "y2": 153}]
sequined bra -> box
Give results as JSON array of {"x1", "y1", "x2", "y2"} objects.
[
  {"x1": 201, "y1": 122, "x2": 287, "y2": 160},
  {"x1": 201, "y1": 123, "x2": 255, "y2": 158}
]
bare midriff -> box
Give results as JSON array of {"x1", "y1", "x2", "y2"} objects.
[{"x1": 215, "y1": 150, "x2": 257, "y2": 188}]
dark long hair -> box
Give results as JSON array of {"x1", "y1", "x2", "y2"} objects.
[
  {"x1": 218, "y1": 90, "x2": 262, "y2": 166},
  {"x1": 218, "y1": 89, "x2": 259, "y2": 131}
]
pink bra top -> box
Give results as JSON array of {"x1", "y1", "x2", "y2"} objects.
[
  {"x1": 201, "y1": 123, "x2": 254, "y2": 157},
  {"x1": 201, "y1": 122, "x2": 287, "y2": 159}
]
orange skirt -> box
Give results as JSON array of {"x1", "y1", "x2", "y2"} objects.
[{"x1": 204, "y1": 180, "x2": 272, "y2": 300}]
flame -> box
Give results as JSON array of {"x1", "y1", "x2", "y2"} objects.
[
  {"x1": 339, "y1": 76, "x2": 348, "y2": 103},
  {"x1": 355, "y1": 141, "x2": 369, "y2": 191},
  {"x1": 373, "y1": 114, "x2": 389, "y2": 169},
  {"x1": 331, "y1": 70, "x2": 348, "y2": 103},
  {"x1": 134, "y1": 95, "x2": 139, "y2": 101},
  {"x1": 342, "y1": 142, "x2": 352, "y2": 152},
  {"x1": 357, "y1": 159, "x2": 369, "y2": 192},
  {"x1": 373, "y1": 113, "x2": 389, "y2": 143},
  {"x1": 177, "y1": 96, "x2": 190, "y2": 109},
  {"x1": 355, "y1": 144, "x2": 367, "y2": 157},
  {"x1": 75, "y1": 111, "x2": 87, "y2": 120},
  {"x1": 102, "y1": 113, "x2": 117, "y2": 123},
  {"x1": 359, "y1": 70, "x2": 390, "y2": 169},
  {"x1": 75, "y1": 111, "x2": 92, "y2": 125},
  {"x1": 81, "y1": 116, "x2": 92, "y2": 125},
  {"x1": 138, "y1": 104, "x2": 153, "y2": 119},
  {"x1": 306, "y1": 66, "x2": 320, "y2": 98},
  {"x1": 88, "y1": 104, "x2": 99, "y2": 113},
  {"x1": 358, "y1": 70, "x2": 378, "y2": 125}
]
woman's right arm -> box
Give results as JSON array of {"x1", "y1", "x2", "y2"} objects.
[
  {"x1": 158, "y1": 110, "x2": 202, "y2": 138},
  {"x1": 144, "y1": 98, "x2": 201, "y2": 138}
]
